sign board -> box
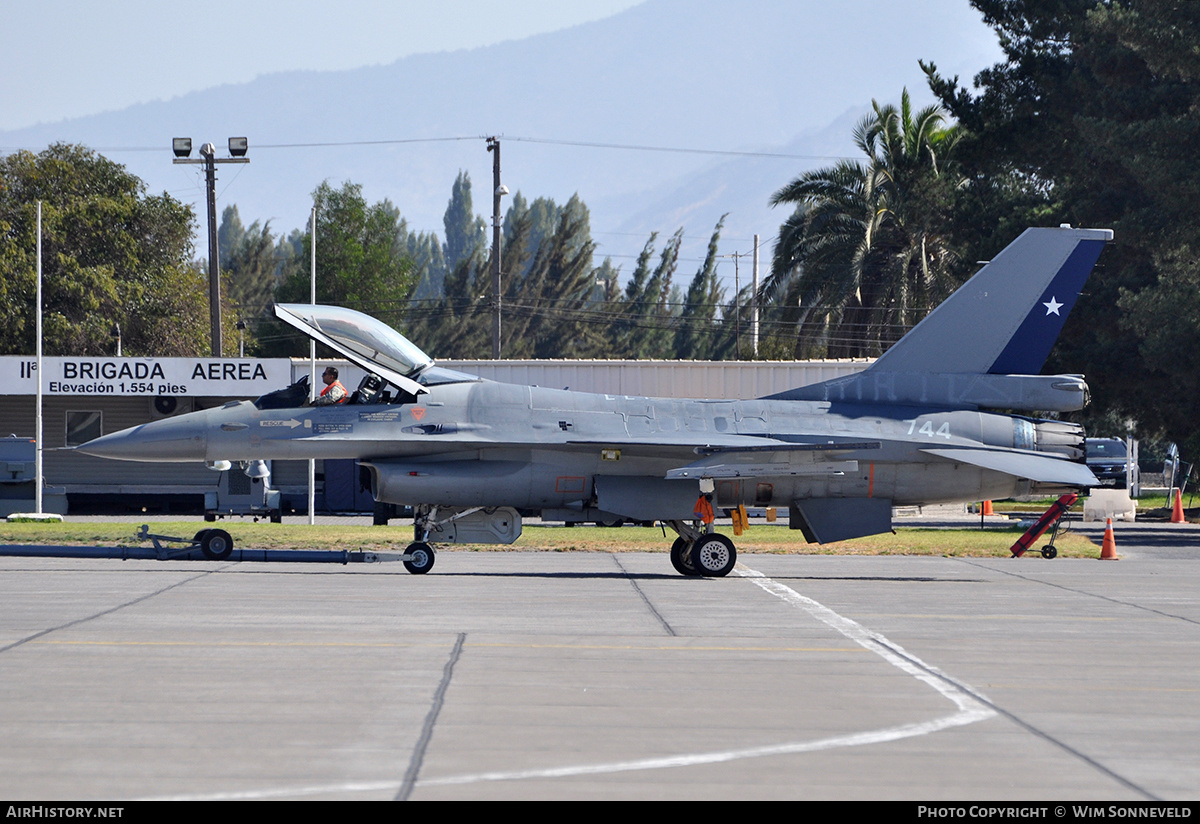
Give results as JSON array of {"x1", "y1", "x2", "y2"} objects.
[{"x1": 2, "y1": 356, "x2": 292, "y2": 397}]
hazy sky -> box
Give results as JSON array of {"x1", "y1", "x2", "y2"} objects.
[
  {"x1": 4, "y1": 0, "x2": 1006, "y2": 286},
  {"x1": 2, "y1": 0, "x2": 643, "y2": 131}
]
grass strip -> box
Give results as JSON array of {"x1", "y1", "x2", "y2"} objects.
[{"x1": 0, "y1": 521, "x2": 1099, "y2": 558}]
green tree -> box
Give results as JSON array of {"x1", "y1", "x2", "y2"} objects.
[
  {"x1": 442, "y1": 171, "x2": 486, "y2": 276},
  {"x1": 403, "y1": 236, "x2": 489, "y2": 359},
  {"x1": 219, "y1": 205, "x2": 280, "y2": 329},
  {"x1": 0, "y1": 143, "x2": 209, "y2": 356},
  {"x1": 674, "y1": 216, "x2": 727, "y2": 359},
  {"x1": 615, "y1": 229, "x2": 683, "y2": 359},
  {"x1": 923, "y1": 0, "x2": 1200, "y2": 448},
  {"x1": 405, "y1": 229, "x2": 447, "y2": 302},
  {"x1": 503, "y1": 194, "x2": 602, "y2": 358},
  {"x1": 503, "y1": 193, "x2": 561, "y2": 282},
  {"x1": 766, "y1": 90, "x2": 963, "y2": 358},
  {"x1": 217, "y1": 203, "x2": 245, "y2": 267},
  {"x1": 269, "y1": 181, "x2": 417, "y2": 356}
]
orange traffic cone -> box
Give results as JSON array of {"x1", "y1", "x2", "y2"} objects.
[
  {"x1": 1100, "y1": 517, "x2": 1119, "y2": 560},
  {"x1": 1171, "y1": 488, "x2": 1186, "y2": 524},
  {"x1": 982, "y1": 500, "x2": 994, "y2": 516}
]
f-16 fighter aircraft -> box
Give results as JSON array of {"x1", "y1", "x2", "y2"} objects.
[{"x1": 79, "y1": 226, "x2": 1110, "y2": 576}]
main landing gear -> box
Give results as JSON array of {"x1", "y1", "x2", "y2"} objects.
[{"x1": 666, "y1": 520, "x2": 737, "y2": 577}]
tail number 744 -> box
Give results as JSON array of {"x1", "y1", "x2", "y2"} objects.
[{"x1": 906, "y1": 419, "x2": 952, "y2": 439}]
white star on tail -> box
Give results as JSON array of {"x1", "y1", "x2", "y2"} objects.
[{"x1": 1043, "y1": 297, "x2": 1063, "y2": 315}]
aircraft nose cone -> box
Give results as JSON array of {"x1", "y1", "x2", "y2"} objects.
[{"x1": 75, "y1": 414, "x2": 208, "y2": 462}]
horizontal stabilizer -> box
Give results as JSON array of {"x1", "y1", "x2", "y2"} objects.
[{"x1": 921, "y1": 447, "x2": 1098, "y2": 487}]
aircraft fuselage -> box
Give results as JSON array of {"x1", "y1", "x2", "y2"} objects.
[{"x1": 102, "y1": 378, "x2": 1067, "y2": 517}]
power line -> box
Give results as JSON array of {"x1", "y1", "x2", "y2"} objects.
[
  {"x1": 503, "y1": 135, "x2": 850, "y2": 162},
  {"x1": 2, "y1": 133, "x2": 852, "y2": 162}
]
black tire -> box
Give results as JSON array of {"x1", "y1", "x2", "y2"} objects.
[
  {"x1": 203, "y1": 512, "x2": 216, "y2": 523},
  {"x1": 690, "y1": 534, "x2": 737, "y2": 577},
  {"x1": 595, "y1": 517, "x2": 624, "y2": 528},
  {"x1": 193, "y1": 529, "x2": 211, "y2": 543},
  {"x1": 404, "y1": 542, "x2": 435, "y2": 575},
  {"x1": 1041, "y1": 545, "x2": 1058, "y2": 559},
  {"x1": 270, "y1": 509, "x2": 282, "y2": 524},
  {"x1": 200, "y1": 529, "x2": 234, "y2": 561},
  {"x1": 670, "y1": 537, "x2": 701, "y2": 577}
]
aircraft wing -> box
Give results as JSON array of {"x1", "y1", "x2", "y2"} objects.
[{"x1": 921, "y1": 447, "x2": 1098, "y2": 487}]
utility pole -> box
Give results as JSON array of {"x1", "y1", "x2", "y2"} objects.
[
  {"x1": 486, "y1": 137, "x2": 507, "y2": 359},
  {"x1": 172, "y1": 137, "x2": 249, "y2": 356},
  {"x1": 751, "y1": 234, "x2": 760, "y2": 358},
  {"x1": 35, "y1": 202, "x2": 42, "y2": 516},
  {"x1": 202, "y1": 145, "x2": 221, "y2": 355},
  {"x1": 731, "y1": 250, "x2": 742, "y2": 360},
  {"x1": 309, "y1": 207, "x2": 317, "y2": 526}
]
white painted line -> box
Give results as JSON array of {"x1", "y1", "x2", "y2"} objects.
[
  {"x1": 733, "y1": 566, "x2": 996, "y2": 720},
  {"x1": 143, "y1": 781, "x2": 399, "y2": 802},
  {"x1": 146, "y1": 562, "x2": 997, "y2": 799},
  {"x1": 418, "y1": 564, "x2": 996, "y2": 789}
]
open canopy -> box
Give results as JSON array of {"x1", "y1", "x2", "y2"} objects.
[{"x1": 274, "y1": 303, "x2": 432, "y2": 397}]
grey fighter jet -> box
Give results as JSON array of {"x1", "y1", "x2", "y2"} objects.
[{"x1": 79, "y1": 226, "x2": 1110, "y2": 576}]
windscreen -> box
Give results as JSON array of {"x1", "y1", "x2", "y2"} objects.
[
  {"x1": 274, "y1": 303, "x2": 432, "y2": 396},
  {"x1": 289, "y1": 305, "x2": 432, "y2": 376},
  {"x1": 1087, "y1": 439, "x2": 1127, "y2": 459}
]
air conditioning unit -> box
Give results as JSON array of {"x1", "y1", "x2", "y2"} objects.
[{"x1": 148, "y1": 396, "x2": 194, "y2": 419}]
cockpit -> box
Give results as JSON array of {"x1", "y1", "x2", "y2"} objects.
[{"x1": 254, "y1": 303, "x2": 479, "y2": 410}]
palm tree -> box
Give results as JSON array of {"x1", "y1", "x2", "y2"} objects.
[{"x1": 765, "y1": 89, "x2": 963, "y2": 358}]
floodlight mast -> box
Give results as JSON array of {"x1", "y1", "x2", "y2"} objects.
[{"x1": 172, "y1": 137, "x2": 250, "y2": 356}]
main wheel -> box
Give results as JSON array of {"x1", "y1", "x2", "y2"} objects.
[
  {"x1": 670, "y1": 537, "x2": 701, "y2": 577},
  {"x1": 690, "y1": 534, "x2": 737, "y2": 577},
  {"x1": 200, "y1": 528, "x2": 234, "y2": 561},
  {"x1": 1041, "y1": 544, "x2": 1058, "y2": 559},
  {"x1": 404, "y1": 541, "x2": 435, "y2": 574}
]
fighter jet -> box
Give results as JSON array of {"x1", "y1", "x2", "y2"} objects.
[{"x1": 78, "y1": 226, "x2": 1110, "y2": 576}]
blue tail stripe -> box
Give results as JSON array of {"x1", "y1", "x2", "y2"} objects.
[{"x1": 987, "y1": 239, "x2": 1107, "y2": 375}]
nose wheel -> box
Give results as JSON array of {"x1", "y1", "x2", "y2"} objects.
[{"x1": 403, "y1": 542, "x2": 436, "y2": 574}]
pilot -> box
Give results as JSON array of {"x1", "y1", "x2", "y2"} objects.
[
  {"x1": 693, "y1": 492, "x2": 715, "y2": 533},
  {"x1": 313, "y1": 367, "x2": 348, "y2": 406}
]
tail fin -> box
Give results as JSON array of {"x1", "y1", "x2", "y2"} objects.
[
  {"x1": 770, "y1": 226, "x2": 1112, "y2": 411},
  {"x1": 871, "y1": 226, "x2": 1112, "y2": 375}
]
